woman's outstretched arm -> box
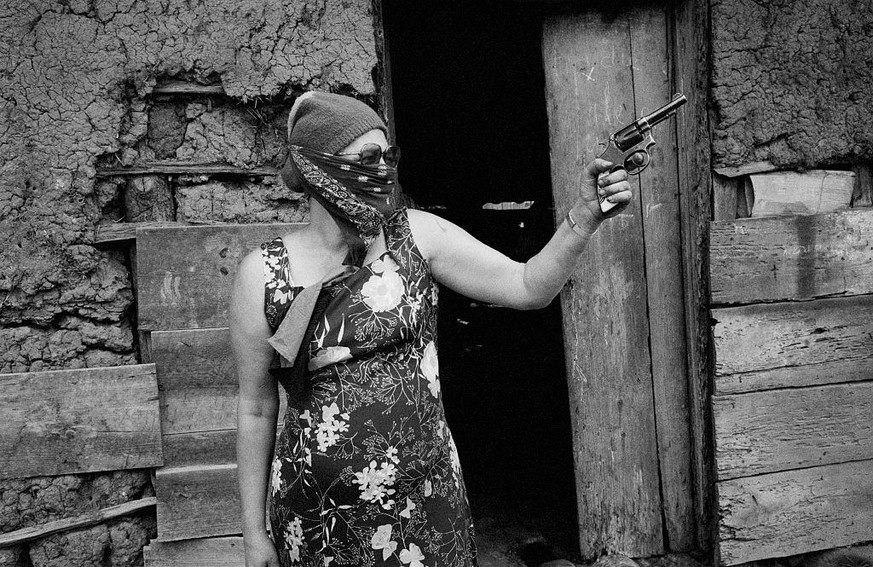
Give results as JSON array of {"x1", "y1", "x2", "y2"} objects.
[
  {"x1": 411, "y1": 158, "x2": 631, "y2": 309},
  {"x1": 231, "y1": 250, "x2": 281, "y2": 567}
]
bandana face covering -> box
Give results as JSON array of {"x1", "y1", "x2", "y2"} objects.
[{"x1": 285, "y1": 145, "x2": 402, "y2": 267}]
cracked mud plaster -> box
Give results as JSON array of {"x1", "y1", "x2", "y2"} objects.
[
  {"x1": 0, "y1": 472, "x2": 155, "y2": 567},
  {"x1": 175, "y1": 177, "x2": 308, "y2": 223},
  {"x1": 0, "y1": 0, "x2": 377, "y2": 368},
  {"x1": 711, "y1": 0, "x2": 873, "y2": 169}
]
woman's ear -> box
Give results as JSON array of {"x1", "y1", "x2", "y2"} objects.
[{"x1": 279, "y1": 153, "x2": 305, "y2": 193}]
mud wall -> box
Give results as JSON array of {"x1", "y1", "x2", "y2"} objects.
[
  {"x1": 0, "y1": 1, "x2": 380, "y2": 565},
  {"x1": 711, "y1": 0, "x2": 873, "y2": 170}
]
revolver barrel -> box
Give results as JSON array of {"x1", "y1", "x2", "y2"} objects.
[{"x1": 639, "y1": 93, "x2": 687, "y2": 129}]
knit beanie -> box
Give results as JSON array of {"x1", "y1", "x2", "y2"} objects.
[{"x1": 287, "y1": 92, "x2": 387, "y2": 154}]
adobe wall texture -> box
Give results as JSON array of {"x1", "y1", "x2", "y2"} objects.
[
  {"x1": 0, "y1": 1, "x2": 380, "y2": 565},
  {"x1": 710, "y1": 0, "x2": 873, "y2": 170}
]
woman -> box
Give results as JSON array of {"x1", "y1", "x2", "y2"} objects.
[{"x1": 232, "y1": 92, "x2": 631, "y2": 567}]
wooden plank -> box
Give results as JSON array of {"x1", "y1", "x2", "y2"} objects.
[
  {"x1": 136, "y1": 223, "x2": 302, "y2": 331},
  {"x1": 144, "y1": 537, "x2": 245, "y2": 567},
  {"x1": 151, "y1": 81, "x2": 226, "y2": 95},
  {"x1": 852, "y1": 163, "x2": 873, "y2": 207},
  {"x1": 631, "y1": 7, "x2": 694, "y2": 551},
  {"x1": 0, "y1": 497, "x2": 156, "y2": 548},
  {"x1": 715, "y1": 357, "x2": 872, "y2": 395},
  {"x1": 154, "y1": 464, "x2": 241, "y2": 542},
  {"x1": 714, "y1": 160, "x2": 777, "y2": 177},
  {"x1": 717, "y1": 459, "x2": 873, "y2": 565},
  {"x1": 710, "y1": 209, "x2": 873, "y2": 305},
  {"x1": 749, "y1": 170, "x2": 855, "y2": 217},
  {"x1": 152, "y1": 328, "x2": 286, "y2": 437},
  {"x1": 97, "y1": 162, "x2": 277, "y2": 177},
  {"x1": 713, "y1": 381, "x2": 873, "y2": 480},
  {"x1": 712, "y1": 174, "x2": 739, "y2": 221},
  {"x1": 673, "y1": 0, "x2": 715, "y2": 551},
  {"x1": 543, "y1": 11, "x2": 663, "y2": 557},
  {"x1": 94, "y1": 221, "x2": 192, "y2": 245},
  {"x1": 0, "y1": 364, "x2": 162, "y2": 479},
  {"x1": 162, "y1": 430, "x2": 238, "y2": 467},
  {"x1": 713, "y1": 295, "x2": 873, "y2": 377}
]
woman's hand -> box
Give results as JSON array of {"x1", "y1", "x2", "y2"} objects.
[
  {"x1": 244, "y1": 529, "x2": 280, "y2": 567},
  {"x1": 572, "y1": 158, "x2": 633, "y2": 234}
]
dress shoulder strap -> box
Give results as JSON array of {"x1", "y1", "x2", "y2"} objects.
[
  {"x1": 260, "y1": 237, "x2": 298, "y2": 331},
  {"x1": 383, "y1": 207, "x2": 428, "y2": 276}
]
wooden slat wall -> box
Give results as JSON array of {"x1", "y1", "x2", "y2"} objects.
[
  {"x1": 0, "y1": 364, "x2": 162, "y2": 479},
  {"x1": 543, "y1": 5, "x2": 697, "y2": 555},
  {"x1": 710, "y1": 209, "x2": 873, "y2": 564},
  {"x1": 135, "y1": 223, "x2": 295, "y2": 548},
  {"x1": 136, "y1": 223, "x2": 301, "y2": 331},
  {"x1": 150, "y1": 327, "x2": 284, "y2": 542}
]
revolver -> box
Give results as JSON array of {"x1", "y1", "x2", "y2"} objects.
[{"x1": 598, "y1": 93, "x2": 687, "y2": 214}]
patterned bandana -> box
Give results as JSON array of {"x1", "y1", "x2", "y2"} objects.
[{"x1": 285, "y1": 145, "x2": 402, "y2": 267}]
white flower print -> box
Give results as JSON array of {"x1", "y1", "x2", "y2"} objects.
[
  {"x1": 370, "y1": 524, "x2": 398, "y2": 560},
  {"x1": 270, "y1": 458, "x2": 282, "y2": 495},
  {"x1": 385, "y1": 445, "x2": 400, "y2": 464},
  {"x1": 315, "y1": 403, "x2": 350, "y2": 452},
  {"x1": 352, "y1": 460, "x2": 397, "y2": 508},
  {"x1": 420, "y1": 340, "x2": 440, "y2": 398},
  {"x1": 399, "y1": 497, "x2": 416, "y2": 519},
  {"x1": 399, "y1": 543, "x2": 425, "y2": 567},
  {"x1": 449, "y1": 435, "x2": 462, "y2": 476},
  {"x1": 361, "y1": 258, "x2": 404, "y2": 312},
  {"x1": 284, "y1": 517, "x2": 304, "y2": 562},
  {"x1": 424, "y1": 479, "x2": 433, "y2": 497},
  {"x1": 308, "y1": 345, "x2": 352, "y2": 371}
]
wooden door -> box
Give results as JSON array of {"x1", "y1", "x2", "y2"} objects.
[{"x1": 542, "y1": 4, "x2": 708, "y2": 557}]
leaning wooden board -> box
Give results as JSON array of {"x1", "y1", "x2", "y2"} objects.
[
  {"x1": 717, "y1": 458, "x2": 873, "y2": 565},
  {"x1": 0, "y1": 364, "x2": 162, "y2": 479},
  {"x1": 136, "y1": 223, "x2": 302, "y2": 331}
]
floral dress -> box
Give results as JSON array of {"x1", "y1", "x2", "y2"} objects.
[{"x1": 261, "y1": 208, "x2": 477, "y2": 567}]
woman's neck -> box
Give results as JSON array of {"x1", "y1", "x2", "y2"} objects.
[{"x1": 306, "y1": 198, "x2": 347, "y2": 254}]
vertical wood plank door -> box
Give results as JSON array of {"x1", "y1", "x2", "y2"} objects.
[{"x1": 542, "y1": 5, "x2": 694, "y2": 558}]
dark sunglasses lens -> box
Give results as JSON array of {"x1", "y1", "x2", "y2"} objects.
[
  {"x1": 359, "y1": 144, "x2": 381, "y2": 166},
  {"x1": 384, "y1": 146, "x2": 400, "y2": 167}
]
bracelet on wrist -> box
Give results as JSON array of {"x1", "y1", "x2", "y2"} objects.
[{"x1": 566, "y1": 208, "x2": 593, "y2": 237}]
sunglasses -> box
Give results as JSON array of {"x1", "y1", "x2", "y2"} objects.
[{"x1": 337, "y1": 143, "x2": 401, "y2": 167}]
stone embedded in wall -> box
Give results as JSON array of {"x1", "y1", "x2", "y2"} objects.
[
  {"x1": 175, "y1": 177, "x2": 308, "y2": 224},
  {"x1": 147, "y1": 104, "x2": 188, "y2": 159},
  {"x1": 711, "y1": 0, "x2": 873, "y2": 169},
  {"x1": 123, "y1": 175, "x2": 174, "y2": 222}
]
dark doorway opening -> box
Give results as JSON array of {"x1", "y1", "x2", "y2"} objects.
[{"x1": 383, "y1": 2, "x2": 580, "y2": 563}]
